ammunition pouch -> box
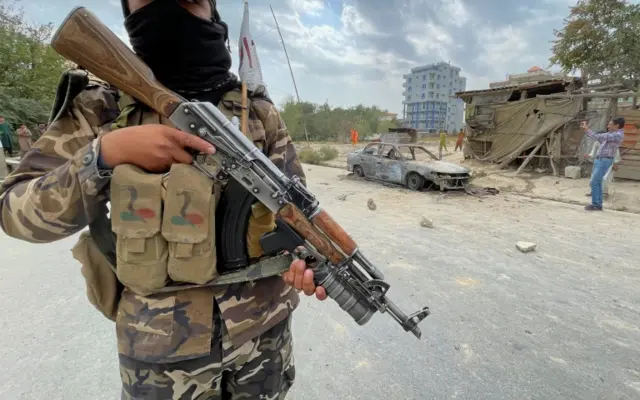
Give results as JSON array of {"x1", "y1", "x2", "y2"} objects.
[
  {"x1": 161, "y1": 163, "x2": 219, "y2": 284},
  {"x1": 110, "y1": 164, "x2": 169, "y2": 296}
]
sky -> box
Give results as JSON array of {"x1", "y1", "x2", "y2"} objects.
[{"x1": 17, "y1": 0, "x2": 587, "y2": 115}]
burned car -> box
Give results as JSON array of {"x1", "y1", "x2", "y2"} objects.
[{"x1": 346, "y1": 142, "x2": 470, "y2": 191}]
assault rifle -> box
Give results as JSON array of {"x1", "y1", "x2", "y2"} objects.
[{"x1": 50, "y1": 7, "x2": 430, "y2": 338}]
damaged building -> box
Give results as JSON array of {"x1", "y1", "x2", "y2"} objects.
[{"x1": 456, "y1": 73, "x2": 640, "y2": 180}]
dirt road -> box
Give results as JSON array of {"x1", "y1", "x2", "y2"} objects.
[{"x1": 0, "y1": 164, "x2": 639, "y2": 399}]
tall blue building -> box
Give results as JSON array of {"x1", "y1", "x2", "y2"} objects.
[{"x1": 401, "y1": 62, "x2": 467, "y2": 133}]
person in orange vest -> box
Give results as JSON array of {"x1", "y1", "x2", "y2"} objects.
[
  {"x1": 351, "y1": 129, "x2": 359, "y2": 146},
  {"x1": 455, "y1": 128, "x2": 465, "y2": 151}
]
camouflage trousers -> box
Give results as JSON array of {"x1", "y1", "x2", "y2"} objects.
[{"x1": 119, "y1": 309, "x2": 295, "y2": 400}]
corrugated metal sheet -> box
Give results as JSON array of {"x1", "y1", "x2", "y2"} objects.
[
  {"x1": 617, "y1": 109, "x2": 640, "y2": 180},
  {"x1": 455, "y1": 80, "x2": 574, "y2": 98}
]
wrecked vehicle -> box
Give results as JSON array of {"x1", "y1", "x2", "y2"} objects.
[{"x1": 346, "y1": 142, "x2": 470, "y2": 191}]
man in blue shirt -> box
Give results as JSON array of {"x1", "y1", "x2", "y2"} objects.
[{"x1": 581, "y1": 117, "x2": 625, "y2": 211}]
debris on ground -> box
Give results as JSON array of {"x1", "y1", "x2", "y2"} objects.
[
  {"x1": 465, "y1": 186, "x2": 500, "y2": 196},
  {"x1": 336, "y1": 194, "x2": 348, "y2": 201},
  {"x1": 367, "y1": 198, "x2": 376, "y2": 210},
  {"x1": 516, "y1": 241, "x2": 537, "y2": 253},
  {"x1": 420, "y1": 216, "x2": 435, "y2": 228}
]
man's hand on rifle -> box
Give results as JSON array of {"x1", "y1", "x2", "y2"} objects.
[
  {"x1": 100, "y1": 124, "x2": 216, "y2": 172},
  {"x1": 283, "y1": 259, "x2": 328, "y2": 300}
]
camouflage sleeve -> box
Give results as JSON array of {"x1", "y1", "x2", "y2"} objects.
[
  {"x1": 0, "y1": 83, "x2": 119, "y2": 243},
  {"x1": 254, "y1": 99, "x2": 307, "y2": 186}
]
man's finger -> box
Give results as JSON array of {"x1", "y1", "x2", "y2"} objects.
[
  {"x1": 316, "y1": 286, "x2": 327, "y2": 301},
  {"x1": 292, "y1": 260, "x2": 305, "y2": 290},
  {"x1": 302, "y1": 269, "x2": 315, "y2": 296},
  {"x1": 170, "y1": 147, "x2": 194, "y2": 165},
  {"x1": 165, "y1": 128, "x2": 215, "y2": 154},
  {"x1": 282, "y1": 271, "x2": 294, "y2": 286}
]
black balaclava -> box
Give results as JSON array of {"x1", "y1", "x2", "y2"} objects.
[{"x1": 121, "y1": 0, "x2": 239, "y2": 102}]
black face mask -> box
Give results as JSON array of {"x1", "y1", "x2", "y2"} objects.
[{"x1": 124, "y1": 1, "x2": 235, "y2": 95}]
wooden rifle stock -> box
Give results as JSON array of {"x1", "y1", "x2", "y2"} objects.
[{"x1": 50, "y1": 7, "x2": 183, "y2": 118}]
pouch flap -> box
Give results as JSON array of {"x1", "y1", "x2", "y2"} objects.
[
  {"x1": 110, "y1": 164, "x2": 163, "y2": 238},
  {"x1": 161, "y1": 164, "x2": 213, "y2": 243}
]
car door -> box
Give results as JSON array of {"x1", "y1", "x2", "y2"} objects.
[
  {"x1": 376, "y1": 145, "x2": 404, "y2": 184},
  {"x1": 360, "y1": 144, "x2": 381, "y2": 177}
]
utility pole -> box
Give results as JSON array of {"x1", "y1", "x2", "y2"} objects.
[{"x1": 269, "y1": 4, "x2": 309, "y2": 142}]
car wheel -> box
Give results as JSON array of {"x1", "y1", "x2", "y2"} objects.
[
  {"x1": 353, "y1": 165, "x2": 364, "y2": 177},
  {"x1": 406, "y1": 173, "x2": 424, "y2": 190}
]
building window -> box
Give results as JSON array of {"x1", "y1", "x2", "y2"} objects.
[
  {"x1": 429, "y1": 82, "x2": 435, "y2": 89},
  {"x1": 422, "y1": 83, "x2": 426, "y2": 89},
  {"x1": 429, "y1": 72, "x2": 435, "y2": 80},
  {"x1": 437, "y1": 84, "x2": 440, "y2": 89},
  {"x1": 429, "y1": 92, "x2": 434, "y2": 98},
  {"x1": 423, "y1": 75, "x2": 426, "y2": 80},
  {"x1": 437, "y1": 75, "x2": 440, "y2": 80},
  {"x1": 436, "y1": 93, "x2": 439, "y2": 98},
  {"x1": 408, "y1": 95, "x2": 411, "y2": 100},
  {"x1": 408, "y1": 78, "x2": 412, "y2": 83},
  {"x1": 421, "y1": 93, "x2": 425, "y2": 99},
  {"x1": 408, "y1": 86, "x2": 412, "y2": 91},
  {"x1": 422, "y1": 102, "x2": 427, "y2": 109}
]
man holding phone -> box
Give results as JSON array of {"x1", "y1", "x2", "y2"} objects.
[{"x1": 580, "y1": 118, "x2": 625, "y2": 211}]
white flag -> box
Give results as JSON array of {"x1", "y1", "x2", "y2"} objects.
[{"x1": 238, "y1": 1, "x2": 265, "y2": 92}]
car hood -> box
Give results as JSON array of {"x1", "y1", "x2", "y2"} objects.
[{"x1": 406, "y1": 160, "x2": 470, "y2": 174}]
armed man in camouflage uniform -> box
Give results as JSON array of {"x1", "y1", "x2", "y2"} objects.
[{"x1": 0, "y1": 0, "x2": 326, "y2": 398}]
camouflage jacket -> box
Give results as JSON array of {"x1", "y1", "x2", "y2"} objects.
[{"x1": 0, "y1": 74, "x2": 304, "y2": 363}]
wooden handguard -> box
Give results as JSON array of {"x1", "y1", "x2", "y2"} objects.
[
  {"x1": 311, "y1": 209, "x2": 357, "y2": 255},
  {"x1": 50, "y1": 7, "x2": 183, "y2": 118},
  {"x1": 277, "y1": 204, "x2": 345, "y2": 265}
]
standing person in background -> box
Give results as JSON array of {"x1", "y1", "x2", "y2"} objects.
[
  {"x1": 16, "y1": 124, "x2": 33, "y2": 158},
  {"x1": 454, "y1": 128, "x2": 465, "y2": 151},
  {"x1": 34, "y1": 123, "x2": 47, "y2": 142},
  {"x1": 438, "y1": 130, "x2": 448, "y2": 159},
  {"x1": 584, "y1": 140, "x2": 621, "y2": 199},
  {"x1": 581, "y1": 118, "x2": 625, "y2": 211},
  {"x1": 351, "y1": 128, "x2": 359, "y2": 146},
  {"x1": 0, "y1": 116, "x2": 13, "y2": 156}
]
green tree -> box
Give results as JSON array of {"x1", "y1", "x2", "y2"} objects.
[
  {"x1": 550, "y1": 0, "x2": 640, "y2": 88},
  {"x1": 0, "y1": 0, "x2": 68, "y2": 135},
  {"x1": 278, "y1": 98, "x2": 394, "y2": 142}
]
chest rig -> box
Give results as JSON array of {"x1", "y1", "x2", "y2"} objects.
[{"x1": 96, "y1": 89, "x2": 290, "y2": 297}]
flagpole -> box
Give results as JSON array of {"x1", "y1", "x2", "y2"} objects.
[
  {"x1": 240, "y1": 1, "x2": 250, "y2": 136},
  {"x1": 269, "y1": 4, "x2": 309, "y2": 142}
]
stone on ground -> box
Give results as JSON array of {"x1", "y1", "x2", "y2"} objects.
[
  {"x1": 564, "y1": 166, "x2": 581, "y2": 179},
  {"x1": 516, "y1": 241, "x2": 537, "y2": 253},
  {"x1": 367, "y1": 198, "x2": 376, "y2": 211},
  {"x1": 420, "y1": 216, "x2": 435, "y2": 228}
]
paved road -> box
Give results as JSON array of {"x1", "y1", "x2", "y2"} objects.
[{"x1": 1, "y1": 164, "x2": 639, "y2": 400}]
